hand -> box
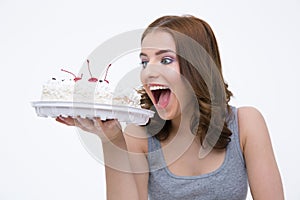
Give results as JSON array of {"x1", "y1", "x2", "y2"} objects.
[{"x1": 56, "y1": 116, "x2": 123, "y2": 143}]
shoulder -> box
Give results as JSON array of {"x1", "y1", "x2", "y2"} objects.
[
  {"x1": 237, "y1": 106, "x2": 266, "y2": 129},
  {"x1": 124, "y1": 124, "x2": 148, "y2": 153},
  {"x1": 236, "y1": 106, "x2": 285, "y2": 198},
  {"x1": 236, "y1": 106, "x2": 269, "y2": 152}
]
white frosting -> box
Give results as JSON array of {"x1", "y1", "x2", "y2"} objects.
[{"x1": 41, "y1": 78, "x2": 141, "y2": 108}]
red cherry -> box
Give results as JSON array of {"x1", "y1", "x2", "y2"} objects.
[
  {"x1": 88, "y1": 77, "x2": 98, "y2": 82},
  {"x1": 74, "y1": 75, "x2": 83, "y2": 82},
  {"x1": 61, "y1": 69, "x2": 83, "y2": 82},
  {"x1": 87, "y1": 59, "x2": 99, "y2": 82}
]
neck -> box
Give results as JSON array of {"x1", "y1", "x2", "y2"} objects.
[{"x1": 170, "y1": 107, "x2": 195, "y2": 137}]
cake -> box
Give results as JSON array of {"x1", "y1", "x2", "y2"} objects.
[
  {"x1": 40, "y1": 59, "x2": 141, "y2": 108},
  {"x1": 40, "y1": 77, "x2": 141, "y2": 108}
]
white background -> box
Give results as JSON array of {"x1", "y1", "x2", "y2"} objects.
[{"x1": 1, "y1": 0, "x2": 299, "y2": 199}]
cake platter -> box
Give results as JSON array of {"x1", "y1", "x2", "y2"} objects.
[{"x1": 31, "y1": 101, "x2": 155, "y2": 125}]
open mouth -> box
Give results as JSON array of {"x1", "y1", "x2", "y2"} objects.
[{"x1": 149, "y1": 85, "x2": 171, "y2": 108}]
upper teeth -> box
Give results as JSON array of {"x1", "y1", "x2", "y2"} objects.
[{"x1": 149, "y1": 85, "x2": 169, "y2": 90}]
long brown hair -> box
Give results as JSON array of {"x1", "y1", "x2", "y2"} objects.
[{"x1": 140, "y1": 15, "x2": 233, "y2": 149}]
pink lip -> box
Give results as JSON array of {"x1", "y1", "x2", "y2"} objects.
[{"x1": 147, "y1": 83, "x2": 167, "y2": 87}]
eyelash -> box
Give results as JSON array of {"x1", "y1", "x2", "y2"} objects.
[
  {"x1": 161, "y1": 57, "x2": 174, "y2": 65},
  {"x1": 140, "y1": 60, "x2": 148, "y2": 68},
  {"x1": 140, "y1": 57, "x2": 175, "y2": 68}
]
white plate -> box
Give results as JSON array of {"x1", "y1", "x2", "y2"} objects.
[{"x1": 31, "y1": 101, "x2": 155, "y2": 125}]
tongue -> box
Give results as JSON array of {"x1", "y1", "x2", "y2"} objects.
[{"x1": 158, "y1": 89, "x2": 171, "y2": 108}]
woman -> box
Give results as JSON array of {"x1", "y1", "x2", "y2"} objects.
[{"x1": 57, "y1": 15, "x2": 284, "y2": 199}]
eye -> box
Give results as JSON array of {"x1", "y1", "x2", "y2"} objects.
[
  {"x1": 140, "y1": 60, "x2": 149, "y2": 68},
  {"x1": 161, "y1": 57, "x2": 174, "y2": 65}
]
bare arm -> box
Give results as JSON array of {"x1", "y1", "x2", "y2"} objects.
[
  {"x1": 238, "y1": 107, "x2": 284, "y2": 199},
  {"x1": 56, "y1": 117, "x2": 141, "y2": 200},
  {"x1": 123, "y1": 124, "x2": 150, "y2": 200},
  {"x1": 102, "y1": 134, "x2": 140, "y2": 200}
]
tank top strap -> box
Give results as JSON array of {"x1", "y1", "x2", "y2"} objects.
[
  {"x1": 147, "y1": 135, "x2": 166, "y2": 172},
  {"x1": 226, "y1": 106, "x2": 246, "y2": 166}
]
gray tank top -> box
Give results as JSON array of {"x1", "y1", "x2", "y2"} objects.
[{"x1": 147, "y1": 106, "x2": 248, "y2": 200}]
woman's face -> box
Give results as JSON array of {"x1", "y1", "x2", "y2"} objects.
[{"x1": 140, "y1": 31, "x2": 190, "y2": 121}]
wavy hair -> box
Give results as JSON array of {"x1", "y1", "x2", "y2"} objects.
[{"x1": 139, "y1": 15, "x2": 233, "y2": 149}]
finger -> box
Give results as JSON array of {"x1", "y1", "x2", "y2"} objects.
[
  {"x1": 92, "y1": 118, "x2": 122, "y2": 142},
  {"x1": 92, "y1": 118, "x2": 120, "y2": 132},
  {"x1": 92, "y1": 118, "x2": 111, "y2": 127},
  {"x1": 92, "y1": 118, "x2": 104, "y2": 130},
  {"x1": 109, "y1": 119, "x2": 122, "y2": 130},
  {"x1": 74, "y1": 119, "x2": 91, "y2": 132},
  {"x1": 75, "y1": 117, "x2": 95, "y2": 131},
  {"x1": 95, "y1": 118, "x2": 121, "y2": 130},
  {"x1": 56, "y1": 116, "x2": 75, "y2": 126}
]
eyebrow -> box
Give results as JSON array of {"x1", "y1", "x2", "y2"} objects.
[{"x1": 139, "y1": 49, "x2": 176, "y2": 57}]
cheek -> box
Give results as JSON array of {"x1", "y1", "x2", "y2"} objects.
[{"x1": 165, "y1": 67, "x2": 181, "y2": 84}]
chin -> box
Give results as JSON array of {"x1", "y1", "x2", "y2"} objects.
[{"x1": 155, "y1": 107, "x2": 177, "y2": 121}]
